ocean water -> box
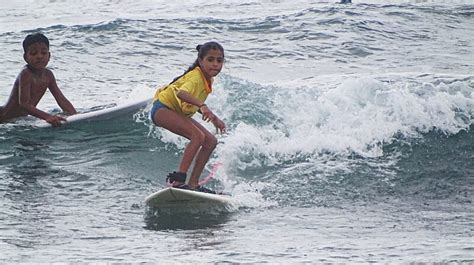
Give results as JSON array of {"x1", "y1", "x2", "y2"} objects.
[{"x1": 1, "y1": 0, "x2": 473, "y2": 263}]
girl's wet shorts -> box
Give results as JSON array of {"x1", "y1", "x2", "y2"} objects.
[{"x1": 149, "y1": 100, "x2": 168, "y2": 125}]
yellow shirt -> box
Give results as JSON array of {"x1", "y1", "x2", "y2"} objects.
[{"x1": 153, "y1": 67, "x2": 212, "y2": 117}]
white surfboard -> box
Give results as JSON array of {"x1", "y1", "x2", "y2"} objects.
[
  {"x1": 35, "y1": 97, "x2": 152, "y2": 128},
  {"x1": 145, "y1": 187, "x2": 231, "y2": 209}
]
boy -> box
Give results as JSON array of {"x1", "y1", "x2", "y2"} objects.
[{"x1": 0, "y1": 33, "x2": 76, "y2": 126}]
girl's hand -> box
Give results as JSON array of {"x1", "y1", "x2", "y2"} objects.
[
  {"x1": 200, "y1": 105, "x2": 215, "y2": 122},
  {"x1": 212, "y1": 117, "x2": 226, "y2": 134},
  {"x1": 46, "y1": 115, "x2": 66, "y2": 127}
]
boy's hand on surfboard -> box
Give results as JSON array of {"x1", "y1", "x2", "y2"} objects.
[{"x1": 46, "y1": 115, "x2": 66, "y2": 127}]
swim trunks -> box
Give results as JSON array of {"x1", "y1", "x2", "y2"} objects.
[{"x1": 149, "y1": 100, "x2": 168, "y2": 125}]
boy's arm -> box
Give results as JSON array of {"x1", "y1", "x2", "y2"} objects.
[{"x1": 47, "y1": 70, "x2": 77, "y2": 115}]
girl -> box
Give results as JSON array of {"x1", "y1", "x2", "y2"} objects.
[{"x1": 150, "y1": 41, "x2": 226, "y2": 193}]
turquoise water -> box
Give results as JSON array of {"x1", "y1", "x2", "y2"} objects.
[{"x1": 1, "y1": 0, "x2": 473, "y2": 263}]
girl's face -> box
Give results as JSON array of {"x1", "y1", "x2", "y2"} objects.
[
  {"x1": 198, "y1": 48, "x2": 224, "y2": 81},
  {"x1": 24, "y1": 42, "x2": 50, "y2": 70}
]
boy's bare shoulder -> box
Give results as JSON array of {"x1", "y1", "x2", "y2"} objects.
[
  {"x1": 45, "y1": 68, "x2": 56, "y2": 78},
  {"x1": 18, "y1": 66, "x2": 34, "y2": 81},
  {"x1": 40, "y1": 68, "x2": 57, "y2": 82}
]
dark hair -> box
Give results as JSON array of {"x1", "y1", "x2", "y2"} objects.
[
  {"x1": 169, "y1": 41, "x2": 224, "y2": 85},
  {"x1": 23, "y1": 33, "x2": 49, "y2": 53}
]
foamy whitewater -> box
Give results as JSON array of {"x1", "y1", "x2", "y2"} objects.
[{"x1": 0, "y1": 0, "x2": 473, "y2": 263}]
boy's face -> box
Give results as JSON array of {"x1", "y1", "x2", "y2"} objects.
[{"x1": 23, "y1": 42, "x2": 50, "y2": 70}]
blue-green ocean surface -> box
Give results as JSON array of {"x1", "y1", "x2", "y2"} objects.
[{"x1": 1, "y1": 0, "x2": 473, "y2": 263}]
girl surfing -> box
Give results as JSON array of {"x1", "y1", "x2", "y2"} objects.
[{"x1": 150, "y1": 41, "x2": 226, "y2": 193}]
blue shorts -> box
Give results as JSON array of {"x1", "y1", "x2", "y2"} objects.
[{"x1": 149, "y1": 100, "x2": 168, "y2": 125}]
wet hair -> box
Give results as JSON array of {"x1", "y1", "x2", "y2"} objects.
[
  {"x1": 22, "y1": 33, "x2": 49, "y2": 53},
  {"x1": 169, "y1": 41, "x2": 224, "y2": 85}
]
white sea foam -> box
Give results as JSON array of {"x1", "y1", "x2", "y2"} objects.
[
  {"x1": 213, "y1": 75, "x2": 473, "y2": 172},
  {"x1": 119, "y1": 84, "x2": 155, "y2": 103}
]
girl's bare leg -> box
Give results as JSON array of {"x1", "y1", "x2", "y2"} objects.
[
  {"x1": 153, "y1": 108, "x2": 207, "y2": 185},
  {"x1": 187, "y1": 119, "x2": 217, "y2": 188}
]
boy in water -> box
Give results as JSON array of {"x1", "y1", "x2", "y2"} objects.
[{"x1": 0, "y1": 33, "x2": 76, "y2": 126}]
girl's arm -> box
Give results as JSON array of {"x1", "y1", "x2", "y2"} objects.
[
  {"x1": 176, "y1": 89, "x2": 226, "y2": 133},
  {"x1": 211, "y1": 116, "x2": 226, "y2": 134},
  {"x1": 176, "y1": 89, "x2": 214, "y2": 122},
  {"x1": 176, "y1": 89, "x2": 205, "y2": 107}
]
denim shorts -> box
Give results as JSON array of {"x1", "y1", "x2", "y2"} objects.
[{"x1": 149, "y1": 100, "x2": 168, "y2": 125}]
